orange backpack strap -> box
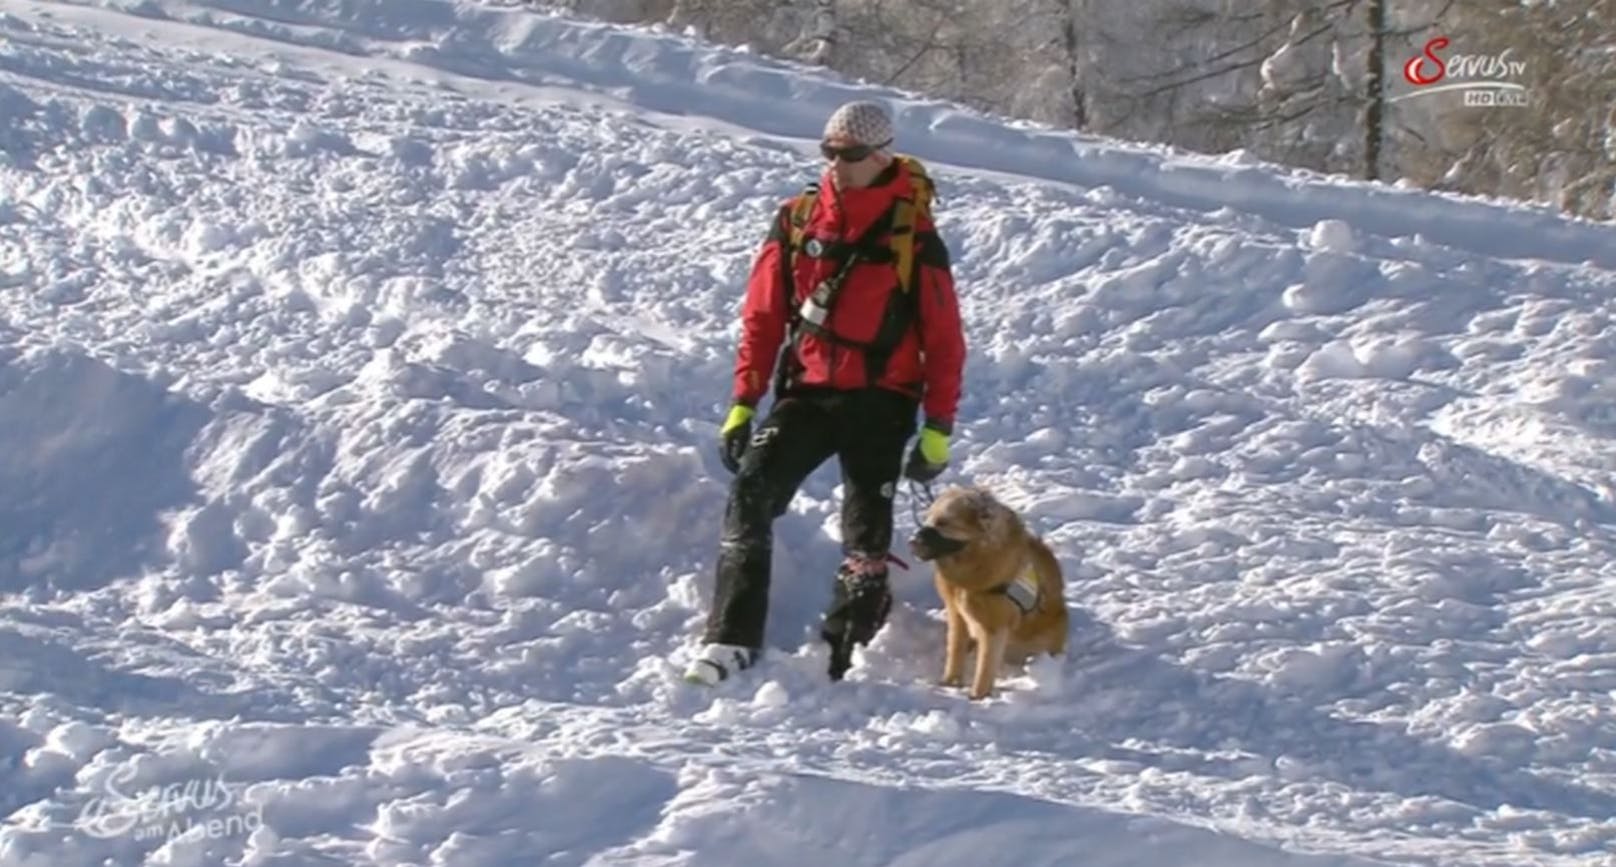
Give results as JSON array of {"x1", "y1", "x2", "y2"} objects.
[
  {"x1": 786, "y1": 181, "x2": 819, "y2": 257},
  {"x1": 891, "y1": 155, "x2": 935, "y2": 294}
]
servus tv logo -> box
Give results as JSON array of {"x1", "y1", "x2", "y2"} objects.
[{"x1": 1393, "y1": 37, "x2": 1529, "y2": 107}]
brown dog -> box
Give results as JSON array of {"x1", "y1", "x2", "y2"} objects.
[{"x1": 907, "y1": 486, "x2": 1068, "y2": 699}]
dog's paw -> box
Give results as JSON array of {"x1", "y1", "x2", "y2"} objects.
[{"x1": 939, "y1": 674, "x2": 964, "y2": 689}]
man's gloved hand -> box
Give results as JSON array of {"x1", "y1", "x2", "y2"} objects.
[
  {"x1": 903, "y1": 423, "x2": 950, "y2": 483},
  {"x1": 718, "y1": 404, "x2": 756, "y2": 474}
]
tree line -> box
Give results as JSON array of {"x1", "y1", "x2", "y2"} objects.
[{"x1": 538, "y1": 0, "x2": 1614, "y2": 221}]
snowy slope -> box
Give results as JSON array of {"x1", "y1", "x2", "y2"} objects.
[{"x1": 2, "y1": 1, "x2": 1615, "y2": 865}]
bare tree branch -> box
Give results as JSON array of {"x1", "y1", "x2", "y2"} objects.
[{"x1": 1126, "y1": 18, "x2": 1337, "y2": 100}]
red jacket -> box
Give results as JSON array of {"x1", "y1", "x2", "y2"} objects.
[{"x1": 731, "y1": 159, "x2": 966, "y2": 430}]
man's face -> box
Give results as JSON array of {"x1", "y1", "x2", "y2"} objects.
[{"x1": 821, "y1": 136, "x2": 889, "y2": 190}]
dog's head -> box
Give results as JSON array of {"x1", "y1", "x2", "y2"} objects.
[{"x1": 907, "y1": 486, "x2": 1010, "y2": 562}]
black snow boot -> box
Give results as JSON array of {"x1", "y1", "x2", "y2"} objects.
[{"x1": 821, "y1": 554, "x2": 893, "y2": 681}]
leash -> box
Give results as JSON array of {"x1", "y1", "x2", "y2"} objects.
[
  {"x1": 906, "y1": 478, "x2": 936, "y2": 530},
  {"x1": 868, "y1": 480, "x2": 935, "y2": 574}
]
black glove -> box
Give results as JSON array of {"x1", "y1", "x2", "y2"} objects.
[{"x1": 718, "y1": 404, "x2": 755, "y2": 475}]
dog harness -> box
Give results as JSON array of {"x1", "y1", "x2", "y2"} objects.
[{"x1": 994, "y1": 569, "x2": 1040, "y2": 615}]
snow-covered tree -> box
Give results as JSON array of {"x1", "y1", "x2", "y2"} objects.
[
  {"x1": 532, "y1": 0, "x2": 1614, "y2": 219},
  {"x1": 1397, "y1": 0, "x2": 1615, "y2": 218}
]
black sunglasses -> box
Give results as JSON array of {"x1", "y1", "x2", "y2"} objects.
[{"x1": 820, "y1": 140, "x2": 890, "y2": 162}]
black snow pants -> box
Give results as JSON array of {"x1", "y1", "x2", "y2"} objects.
[{"x1": 703, "y1": 387, "x2": 917, "y2": 668}]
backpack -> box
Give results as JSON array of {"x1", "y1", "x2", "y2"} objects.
[
  {"x1": 784, "y1": 155, "x2": 935, "y2": 298},
  {"x1": 771, "y1": 155, "x2": 937, "y2": 393}
]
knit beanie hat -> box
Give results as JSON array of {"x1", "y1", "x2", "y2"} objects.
[{"x1": 823, "y1": 101, "x2": 894, "y2": 150}]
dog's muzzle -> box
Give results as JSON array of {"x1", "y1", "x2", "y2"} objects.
[{"x1": 908, "y1": 525, "x2": 967, "y2": 561}]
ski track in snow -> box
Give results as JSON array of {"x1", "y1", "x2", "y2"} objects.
[{"x1": 1, "y1": 1, "x2": 1615, "y2": 865}]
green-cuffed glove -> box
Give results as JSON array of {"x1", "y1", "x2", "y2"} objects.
[
  {"x1": 718, "y1": 404, "x2": 756, "y2": 474},
  {"x1": 903, "y1": 424, "x2": 950, "y2": 483}
]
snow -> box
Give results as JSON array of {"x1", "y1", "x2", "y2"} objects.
[{"x1": 1, "y1": 0, "x2": 1615, "y2": 865}]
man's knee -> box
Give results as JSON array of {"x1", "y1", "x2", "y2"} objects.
[{"x1": 729, "y1": 463, "x2": 793, "y2": 521}]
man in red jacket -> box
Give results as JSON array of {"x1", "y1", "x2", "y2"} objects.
[{"x1": 686, "y1": 101, "x2": 967, "y2": 685}]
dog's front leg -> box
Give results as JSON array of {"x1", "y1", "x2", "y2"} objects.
[
  {"x1": 941, "y1": 597, "x2": 967, "y2": 687},
  {"x1": 970, "y1": 629, "x2": 1008, "y2": 700}
]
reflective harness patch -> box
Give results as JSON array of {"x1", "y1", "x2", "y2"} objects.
[{"x1": 996, "y1": 569, "x2": 1040, "y2": 615}]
